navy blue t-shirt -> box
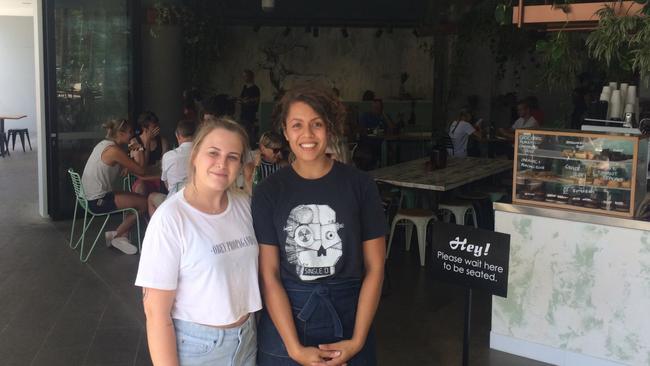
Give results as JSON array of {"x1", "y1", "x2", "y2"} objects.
[{"x1": 251, "y1": 161, "x2": 386, "y2": 282}]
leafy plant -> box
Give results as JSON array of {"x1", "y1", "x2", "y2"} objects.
[
  {"x1": 535, "y1": 31, "x2": 584, "y2": 90},
  {"x1": 494, "y1": 2, "x2": 510, "y2": 26},
  {"x1": 455, "y1": 0, "x2": 537, "y2": 79},
  {"x1": 586, "y1": 3, "x2": 650, "y2": 81}
]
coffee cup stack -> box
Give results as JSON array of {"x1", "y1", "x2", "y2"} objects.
[
  {"x1": 609, "y1": 90, "x2": 622, "y2": 120},
  {"x1": 620, "y1": 83, "x2": 629, "y2": 105}
]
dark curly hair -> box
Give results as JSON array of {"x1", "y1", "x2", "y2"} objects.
[
  {"x1": 137, "y1": 111, "x2": 159, "y2": 129},
  {"x1": 273, "y1": 84, "x2": 346, "y2": 141}
]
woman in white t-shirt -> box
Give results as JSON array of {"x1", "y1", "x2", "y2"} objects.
[
  {"x1": 136, "y1": 117, "x2": 262, "y2": 366},
  {"x1": 447, "y1": 109, "x2": 482, "y2": 158}
]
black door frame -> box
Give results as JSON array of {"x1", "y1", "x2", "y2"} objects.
[{"x1": 43, "y1": 0, "x2": 142, "y2": 220}]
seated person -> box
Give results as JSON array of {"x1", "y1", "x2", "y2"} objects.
[
  {"x1": 82, "y1": 119, "x2": 149, "y2": 254},
  {"x1": 447, "y1": 108, "x2": 482, "y2": 158},
  {"x1": 526, "y1": 95, "x2": 544, "y2": 126},
  {"x1": 359, "y1": 99, "x2": 392, "y2": 134},
  {"x1": 202, "y1": 94, "x2": 236, "y2": 120},
  {"x1": 243, "y1": 131, "x2": 287, "y2": 194},
  {"x1": 130, "y1": 111, "x2": 169, "y2": 196},
  {"x1": 147, "y1": 119, "x2": 196, "y2": 216},
  {"x1": 357, "y1": 99, "x2": 395, "y2": 169},
  {"x1": 498, "y1": 100, "x2": 539, "y2": 141},
  {"x1": 182, "y1": 87, "x2": 202, "y2": 122},
  {"x1": 362, "y1": 89, "x2": 376, "y2": 101}
]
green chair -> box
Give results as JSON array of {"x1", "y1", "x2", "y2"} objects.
[
  {"x1": 68, "y1": 168, "x2": 141, "y2": 262},
  {"x1": 122, "y1": 174, "x2": 134, "y2": 192}
]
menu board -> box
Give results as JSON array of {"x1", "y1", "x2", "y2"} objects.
[{"x1": 513, "y1": 130, "x2": 647, "y2": 217}]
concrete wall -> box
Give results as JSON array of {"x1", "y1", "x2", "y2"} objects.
[
  {"x1": 141, "y1": 24, "x2": 184, "y2": 142},
  {"x1": 206, "y1": 26, "x2": 434, "y2": 102},
  {"x1": 447, "y1": 37, "x2": 571, "y2": 130},
  {"x1": 0, "y1": 16, "x2": 36, "y2": 136},
  {"x1": 204, "y1": 26, "x2": 571, "y2": 130},
  {"x1": 141, "y1": 0, "x2": 184, "y2": 142}
]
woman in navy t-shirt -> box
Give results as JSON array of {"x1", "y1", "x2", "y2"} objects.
[{"x1": 252, "y1": 85, "x2": 387, "y2": 365}]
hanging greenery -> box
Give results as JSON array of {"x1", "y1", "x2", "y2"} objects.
[
  {"x1": 451, "y1": 0, "x2": 538, "y2": 89},
  {"x1": 535, "y1": 31, "x2": 584, "y2": 90},
  {"x1": 494, "y1": 1, "x2": 650, "y2": 87},
  {"x1": 586, "y1": 3, "x2": 650, "y2": 81}
]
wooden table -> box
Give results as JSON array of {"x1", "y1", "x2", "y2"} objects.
[
  {"x1": 0, "y1": 115, "x2": 27, "y2": 157},
  {"x1": 369, "y1": 156, "x2": 512, "y2": 192},
  {"x1": 363, "y1": 132, "x2": 432, "y2": 167}
]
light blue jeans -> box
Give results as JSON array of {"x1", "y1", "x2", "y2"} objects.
[{"x1": 174, "y1": 315, "x2": 256, "y2": 366}]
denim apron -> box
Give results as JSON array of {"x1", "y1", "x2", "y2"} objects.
[{"x1": 258, "y1": 278, "x2": 376, "y2": 366}]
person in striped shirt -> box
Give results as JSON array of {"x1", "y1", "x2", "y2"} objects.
[{"x1": 244, "y1": 131, "x2": 288, "y2": 194}]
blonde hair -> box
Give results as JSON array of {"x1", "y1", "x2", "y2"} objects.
[
  {"x1": 102, "y1": 118, "x2": 130, "y2": 139},
  {"x1": 187, "y1": 116, "x2": 250, "y2": 188},
  {"x1": 259, "y1": 131, "x2": 284, "y2": 149}
]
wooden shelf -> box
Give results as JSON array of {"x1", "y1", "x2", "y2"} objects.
[
  {"x1": 512, "y1": 1, "x2": 644, "y2": 30},
  {"x1": 512, "y1": 198, "x2": 632, "y2": 217},
  {"x1": 518, "y1": 152, "x2": 633, "y2": 165},
  {"x1": 517, "y1": 175, "x2": 632, "y2": 191}
]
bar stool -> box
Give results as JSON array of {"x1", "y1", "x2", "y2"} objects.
[
  {"x1": 7, "y1": 128, "x2": 32, "y2": 152},
  {"x1": 0, "y1": 132, "x2": 9, "y2": 157},
  {"x1": 387, "y1": 208, "x2": 436, "y2": 266},
  {"x1": 437, "y1": 200, "x2": 478, "y2": 228}
]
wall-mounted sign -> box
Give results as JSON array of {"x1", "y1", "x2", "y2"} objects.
[{"x1": 431, "y1": 222, "x2": 510, "y2": 297}]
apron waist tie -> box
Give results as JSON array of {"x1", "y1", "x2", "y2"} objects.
[{"x1": 296, "y1": 284, "x2": 344, "y2": 339}]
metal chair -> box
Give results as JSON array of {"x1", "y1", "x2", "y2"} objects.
[
  {"x1": 122, "y1": 174, "x2": 134, "y2": 192},
  {"x1": 387, "y1": 208, "x2": 437, "y2": 266},
  {"x1": 348, "y1": 142, "x2": 359, "y2": 160},
  {"x1": 68, "y1": 168, "x2": 141, "y2": 262},
  {"x1": 437, "y1": 200, "x2": 478, "y2": 228}
]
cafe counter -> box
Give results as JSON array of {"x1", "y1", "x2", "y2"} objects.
[{"x1": 491, "y1": 202, "x2": 650, "y2": 366}]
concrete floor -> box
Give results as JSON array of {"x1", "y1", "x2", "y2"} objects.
[{"x1": 0, "y1": 150, "x2": 550, "y2": 366}]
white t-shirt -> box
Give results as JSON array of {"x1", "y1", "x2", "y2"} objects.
[
  {"x1": 447, "y1": 120, "x2": 476, "y2": 158},
  {"x1": 135, "y1": 189, "x2": 262, "y2": 326},
  {"x1": 512, "y1": 116, "x2": 539, "y2": 130},
  {"x1": 161, "y1": 141, "x2": 192, "y2": 195}
]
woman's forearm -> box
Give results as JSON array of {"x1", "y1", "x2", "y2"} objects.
[
  {"x1": 141, "y1": 147, "x2": 151, "y2": 167},
  {"x1": 351, "y1": 238, "x2": 386, "y2": 348},
  {"x1": 133, "y1": 150, "x2": 147, "y2": 168},
  {"x1": 262, "y1": 272, "x2": 303, "y2": 357},
  {"x1": 351, "y1": 263, "x2": 384, "y2": 347},
  {"x1": 143, "y1": 288, "x2": 179, "y2": 366},
  {"x1": 146, "y1": 315, "x2": 179, "y2": 366}
]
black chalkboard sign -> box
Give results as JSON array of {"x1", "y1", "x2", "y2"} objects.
[{"x1": 431, "y1": 222, "x2": 510, "y2": 297}]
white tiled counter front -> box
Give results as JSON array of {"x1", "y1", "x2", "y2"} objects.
[{"x1": 492, "y1": 203, "x2": 650, "y2": 366}]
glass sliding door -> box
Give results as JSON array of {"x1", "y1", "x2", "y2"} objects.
[{"x1": 44, "y1": 0, "x2": 138, "y2": 219}]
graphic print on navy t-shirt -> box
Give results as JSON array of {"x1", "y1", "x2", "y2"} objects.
[{"x1": 284, "y1": 204, "x2": 344, "y2": 280}]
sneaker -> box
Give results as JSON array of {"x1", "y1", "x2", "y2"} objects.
[
  {"x1": 105, "y1": 231, "x2": 117, "y2": 247},
  {"x1": 110, "y1": 236, "x2": 138, "y2": 255}
]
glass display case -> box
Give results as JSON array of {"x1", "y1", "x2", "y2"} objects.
[{"x1": 513, "y1": 129, "x2": 649, "y2": 218}]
